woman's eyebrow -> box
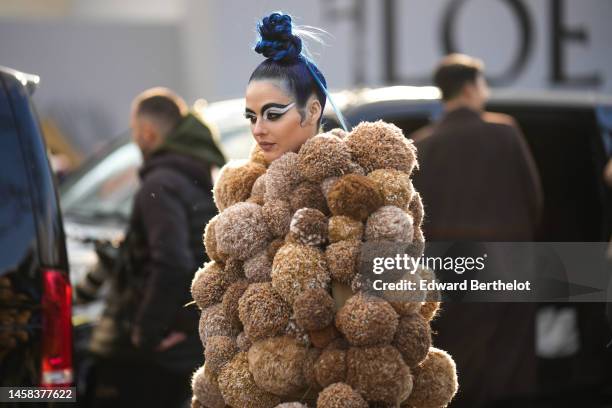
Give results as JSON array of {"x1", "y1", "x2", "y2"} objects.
[
  {"x1": 261, "y1": 102, "x2": 292, "y2": 113},
  {"x1": 245, "y1": 107, "x2": 256, "y2": 114}
]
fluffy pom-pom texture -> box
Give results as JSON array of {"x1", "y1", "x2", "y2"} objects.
[
  {"x1": 218, "y1": 352, "x2": 280, "y2": 408},
  {"x1": 191, "y1": 262, "x2": 235, "y2": 310},
  {"x1": 320, "y1": 177, "x2": 340, "y2": 198},
  {"x1": 325, "y1": 240, "x2": 361, "y2": 285},
  {"x1": 271, "y1": 243, "x2": 330, "y2": 305},
  {"x1": 408, "y1": 191, "x2": 424, "y2": 229},
  {"x1": 264, "y1": 152, "x2": 302, "y2": 202},
  {"x1": 401, "y1": 348, "x2": 457, "y2": 408},
  {"x1": 203, "y1": 214, "x2": 226, "y2": 262},
  {"x1": 393, "y1": 314, "x2": 431, "y2": 368},
  {"x1": 238, "y1": 282, "x2": 291, "y2": 342},
  {"x1": 315, "y1": 348, "x2": 347, "y2": 387},
  {"x1": 317, "y1": 383, "x2": 368, "y2": 408},
  {"x1": 365, "y1": 205, "x2": 414, "y2": 242},
  {"x1": 262, "y1": 199, "x2": 293, "y2": 238},
  {"x1": 214, "y1": 161, "x2": 266, "y2": 211},
  {"x1": 367, "y1": 169, "x2": 414, "y2": 209},
  {"x1": 250, "y1": 173, "x2": 267, "y2": 204},
  {"x1": 328, "y1": 216, "x2": 363, "y2": 243},
  {"x1": 237, "y1": 331, "x2": 252, "y2": 352},
  {"x1": 327, "y1": 174, "x2": 383, "y2": 221},
  {"x1": 297, "y1": 133, "x2": 353, "y2": 182},
  {"x1": 290, "y1": 181, "x2": 329, "y2": 214},
  {"x1": 205, "y1": 336, "x2": 238, "y2": 373},
  {"x1": 198, "y1": 304, "x2": 238, "y2": 350},
  {"x1": 289, "y1": 208, "x2": 328, "y2": 246},
  {"x1": 275, "y1": 403, "x2": 308, "y2": 408},
  {"x1": 303, "y1": 348, "x2": 322, "y2": 390},
  {"x1": 335, "y1": 293, "x2": 399, "y2": 347},
  {"x1": 215, "y1": 202, "x2": 271, "y2": 260},
  {"x1": 248, "y1": 336, "x2": 307, "y2": 396},
  {"x1": 191, "y1": 365, "x2": 225, "y2": 408},
  {"x1": 346, "y1": 345, "x2": 413, "y2": 405},
  {"x1": 345, "y1": 121, "x2": 417, "y2": 174},
  {"x1": 293, "y1": 288, "x2": 335, "y2": 331},
  {"x1": 222, "y1": 280, "x2": 249, "y2": 328},
  {"x1": 309, "y1": 324, "x2": 341, "y2": 349},
  {"x1": 244, "y1": 251, "x2": 272, "y2": 283}
]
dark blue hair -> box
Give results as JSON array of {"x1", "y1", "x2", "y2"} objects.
[{"x1": 249, "y1": 13, "x2": 328, "y2": 124}]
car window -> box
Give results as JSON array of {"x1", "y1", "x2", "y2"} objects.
[
  {"x1": 0, "y1": 80, "x2": 36, "y2": 273},
  {"x1": 61, "y1": 142, "x2": 141, "y2": 223}
]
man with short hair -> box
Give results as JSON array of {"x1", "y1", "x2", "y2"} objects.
[
  {"x1": 412, "y1": 55, "x2": 543, "y2": 407},
  {"x1": 89, "y1": 88, "x2": 226, "y2": 407}
]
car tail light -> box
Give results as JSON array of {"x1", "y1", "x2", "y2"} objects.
[{"x1": 41, "y1": 268, "x2": 73, "y2": 387}]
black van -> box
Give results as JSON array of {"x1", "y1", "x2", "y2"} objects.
[{"x1": 0, "y1": 66, "x2": 73, "y2": 394}]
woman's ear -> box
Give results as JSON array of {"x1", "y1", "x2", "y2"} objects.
[{"x1": 307, "y1": 98, "x2": 322, "y2": 126}]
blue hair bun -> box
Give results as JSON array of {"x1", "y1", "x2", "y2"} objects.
[{"x1": 255, "y1": 12, "x2": 302, "y2": 62}]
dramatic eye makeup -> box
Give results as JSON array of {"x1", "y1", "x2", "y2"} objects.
[{"x1": 245, "y1": 102, "x2": 295, "y2": 124}]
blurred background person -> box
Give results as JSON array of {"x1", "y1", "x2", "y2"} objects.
[
  {"x1": 83, "y1": 88, "x2": 225, "y2": 408},
  {"x1": 412, "y1": 54, "x2": 543, "y2": 407}
]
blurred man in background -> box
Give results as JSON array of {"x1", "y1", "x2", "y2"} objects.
[
  {"x1": 87, "y1": 88, "x2": 226, "y2": 407},
  {"x1": 412, "y1": 54, "x2": 543, "y2": 407}
]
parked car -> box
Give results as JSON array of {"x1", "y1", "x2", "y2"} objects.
[{"x1": 0, "y1": 66, "x2": 73, "y2": 397}]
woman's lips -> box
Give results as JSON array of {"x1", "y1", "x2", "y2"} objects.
[{"x1": 259, "y1": 142, "x2": 276, "y2": 152}]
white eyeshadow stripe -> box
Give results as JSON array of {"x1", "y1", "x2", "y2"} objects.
[{"x1": 263, "y1": 102, "x2": 296, "y2": 120}]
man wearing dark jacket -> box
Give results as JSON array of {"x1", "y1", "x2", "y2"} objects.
[
  {"x1": 90, "y1": 88, "x2": 226, "y2": 407},
  {"x1": 411, "y1": 55, "x2": 543, "y2": 407}
]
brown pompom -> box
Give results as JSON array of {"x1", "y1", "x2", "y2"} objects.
[
  {"x1": 289, "y1": 208, "x2": 328, "y2": 246},
  {"x1": 191, "y1": 262, "x2": 235, "y2": 310},
  {"x1": 408, "y1": 191, "x2": 424, "y2": 228},
  {"x1": 216, "y1": 202, "x2": 271, "y2": 260},
  {"x1": 345, "y1": 121, "x2": 417, "y2": 175},
  {"x1": 250, "y1": 143, "x2": 270, "y2": 167},
  {"x1": 327, "y1": 174, "x2": 383, "y2": 221},
  {"x1": 328, "y1": 216, "x2": 364, "y2": 243},
  {"x1": 309, "y1": 324, "x2": 340, "y2": 349},
  {"x1": 284, "y1": 318, "x2": 310, "y2": 347},
  {"x1": 406, "y1": 226, "x2": 425, "y2": 258},
  {"x1": 346, "y1": 345, "x2": 413, "y2": 405},
  {"x1": 275, "y1": 403, "x2": 309, "y2": 408},
  {"x1": 224, "y1": 258, "x2": 245, "y2": 280},
  {"x1": 262, "y1": 200, "x2": 293, "y2": 238},
  {"x1": 320, "y1": 176, "x2": 340, "y2": 198},
  {"x1": 367, "y1": 169, "x2": 414, "y2": 209},
  {"x1": 238, "y1": 283, "x2": 291, "y2": 342},
  {"x1": 191, "y1": 364, "x2": 225, "y2": 408},
  {"x1": 237, "y1": 331, "x2": 252, "y2": 352},
  {"x1": 222, "y1": 280, "x2": 249, "y2": 328},
  {"x1": 420, "y1": 302, "x2": 441, "y2": 322},
  {"x1": 336, "y1": 293, "x2": 399, "y2": 347},
  {"x1": 365, "y1": 206, "x2": 414, "y2": 242},
  {"x1": 315, "y1": 348, "x2": 347, "y2": 387},
  {"x1": 214, "y1": 161, "x2": 266, "y2": 211},
  {"x1": 251, "y1": 173, "x2": 267, "y2": 202},
  {"x1": 290, "y1": 181, "x2": 329, "y2": 214},
  {"x1": 203, "y1": 214, "x2": 226, "y2": 262},
  {"x1": 393, "y1": 314, "x2": 431, "y2": 368},
  {"x1": 293, "y1": 288, "x2": 335, "y2": 331},
  {"x1": 297, "y1": 132, "x2": 353, "y2": 182},
  {"x1": 401, "y1": 348, "x2": 457, "y2": 408},
  {"x1": 271, "y1": 243, "x2": 330, "y2": 305},
  {"x1": 303, "y1": 348, "x2": 322, "y2": 391},
  {"x1": 244, "y1": 251, "x2": 272, "y2": 283},
  {"x1": 267, "y1": 239, "x2": 285, "y2": 261},
  {"x1": 247, "y1": 336, "x2": 307, "y2": 397},
  {"x1": 325, "y1": 240, "x2": 361, "y2": 285},
  {"x1": 218, "y1": 352, "x2": 280, "y2": 408},
  {"x1": 205, "y1": 336, "x2": 238, "y2": 373},
  {"x1": 199, "y1": 304, "x2": 238, "y2": 349},
  {"x1": 317, "y1": 383, "x2": 368, "y2": 408},
  {"x1": 264, "y1": 152, "x2": 303, "y2": 202}
]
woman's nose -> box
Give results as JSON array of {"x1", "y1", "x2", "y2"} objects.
[{"x1": 253, "y1": 118, "x2": 267, "y2": 135}]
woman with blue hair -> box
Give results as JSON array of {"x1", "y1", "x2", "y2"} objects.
[{"x1": 244, "y1": 12, "x2": 347, "y2": 163}]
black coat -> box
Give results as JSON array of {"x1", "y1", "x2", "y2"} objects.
[{"x1": 91, "y1": 151, "x2": 217, "y2": 373}]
